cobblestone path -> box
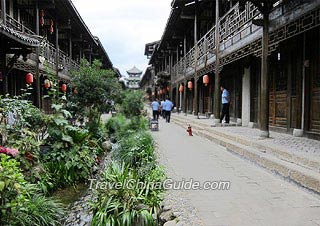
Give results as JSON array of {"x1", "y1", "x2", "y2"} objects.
[{"x1": 152, "y1": 118, "x2": 320, "y2": 226}]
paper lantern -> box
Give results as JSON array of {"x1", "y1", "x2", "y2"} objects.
[
  {"x1": 44, "y1": 79, "x2": 51, "y2": 89},
  {"x1": 179, "y1": 84, "x2": 184, "y2": 92},
  {"x1": 26, "y1": 73, "x2": 33, "y2": 84},
  {"x1": 61, "y1": 84, "x2": 67, "y2": 92},
  {"x1": 49, "y1": 19, "x2": 54, "y2": 34},
  {"x1": 203, "y1": 74, "x2": 209, "y2": 86},
  {"x1": 187, "y1": 81, "x2": 193, "y2": 90}
]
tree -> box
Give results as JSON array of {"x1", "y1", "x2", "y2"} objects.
[{"x1": 70, "y1": 59, "x2": 122, "y2": 133}]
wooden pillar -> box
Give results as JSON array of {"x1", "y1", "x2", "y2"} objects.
[
  {"x1": 0, "y1": 45, "x2": 7, "y2": 94},
  {"x1": 194, "y1": 0, "x2": 198, "y2": 44},
  {"x1": 176, "y1": 84, "x2": 179, "y2": 112},
  {"x1": 193, "y1": 77, "x2": 199, "y2": 115},
  {"x1": 183, "y1": 80, "x2": 187, "y2": 114},
  {"x1": 184, "y1": 35, "x2": 187, "y2": 55},
  {"x1": 69, "y1": 32, "x2": 73, "y2": 58},
  {"x1": 213, "y1": 0, "x2": 221, "y2": 122},
  {"x1": 35, "y1": 2, "x2": 41, "y2": 108},
  {"x1": 55, "y1": 22, "x2": 59, "y2": 78},
  {"x1": 259, "y1": 12, "x2": 270, "y2": 138},
  {"x1": 1, "y1": 0, "x2": 6, "y2": 25},
  {"x1": 1, "y1": 0, "x2": 7, "y2": 94}
]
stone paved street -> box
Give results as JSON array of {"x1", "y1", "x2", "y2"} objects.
[
  {"x1": 173, "y1": 113, "x2": 320, "y2": 159},
  {"x1": 152, "y1": 118, "x2": 320, "y2": 226}
]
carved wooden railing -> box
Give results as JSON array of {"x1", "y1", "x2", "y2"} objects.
[
  {"x1": 171, "y1": 2, "x2": 260, "y2": 82},
  {"x1": 4, "y1": 14, "x2": 79, "y2": 77}
]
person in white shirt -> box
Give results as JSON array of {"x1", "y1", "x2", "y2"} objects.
[
  {"x1": 150, "y1": 99, "x2": 160, "y2": 120},
  {"x1": 220, "y1": 85, "x2": 230, "y2": 123},
  {"x1": 160, "y1": 99, "x2": 165, "y2": 119},
  {"x1": 163, "y1": 97, "x2": 174, "y2": 123}
]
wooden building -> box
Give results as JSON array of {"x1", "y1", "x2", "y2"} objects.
[
  {"x1": 0, "y1": 0, "x2": 113, "y2": 110},
  {"x1": 145, "y1": 0, "x2": 320, "y2": 139}
]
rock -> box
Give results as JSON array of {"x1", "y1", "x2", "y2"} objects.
[
  {"x1": 159, "y1": 209, "x2": 175, "y2": 223},
  {"x1": 102, "y1": 140, "x2": 112, "y2": 151},
  {"x1": 164, "y1": 220, "x2": 177, "y2": 226}
]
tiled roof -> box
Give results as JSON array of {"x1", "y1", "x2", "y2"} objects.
[{"x1": 0, "y1": 23, "x2": 40, "y2": 47}]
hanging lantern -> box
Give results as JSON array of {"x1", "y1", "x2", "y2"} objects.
[
  {"x1": 61, "y1": 83, "x2": 67, "y2": 92},
  {"x1": 26, "y1": 73, "x2": 34, "y2": 84},
  {"x1": 40, "y1": 9, "x2": 45, "y2": 17},
  {"x1": 203, "y1": 74, "x2": 209, "y2": 86},
  {"x1": 40, "y1": 17, "x2": 44, "y2": 27},
  {"x1": 49, "y1": 19, "x2": 54, "y2": 34},
  {"x1": 40, "y1": 10, "x2": 45, "y2": 26},
  {"x1": 187, "y1": 81, "x2": 193, "y2": 90},
  {"x1": 44, "y1": 79, "x2": 51, "y2": 89},
  {"x1": 179, "y1": 84, "x2": 184, "y2": 92}
]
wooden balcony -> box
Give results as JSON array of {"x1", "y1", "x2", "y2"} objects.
[
  {"x1": 171, "y1": 0, "x2": 320, "y2": 83},
  {"x1": 3, "y1": 14, "x2": 79, "y2": 79}
]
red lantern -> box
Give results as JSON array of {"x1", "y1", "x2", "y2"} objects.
[
  {"x1": 26, "y1": 73, "x2": 33, "y2": 84},
  {"x1": 61, "y1": 84, "x2": 67, "y2": 92},
  {"x1": 40, "y1": 17, "x2": 44, "y2": 27},
  {"x1": 44, "y1": 79, "x2": 51, "y2": 89},
  {"x1": 39, "y1": 10, "x2": 45, "y2": 27},
  {"x1": 179, "y1": 84, "x2": 184, "y2": 92},
  {"x1": 188, "y1": 81, "x2": 193, "y2": 90},
  {"x1": 40, "y1": 9, "x2": 45, "y2": 17},
  {"x1": 49, "y1": 19, "x2": 54, "y2": 34},
  {"x1": 203, "y1": 74, "x2": 209, "y2": 86}
]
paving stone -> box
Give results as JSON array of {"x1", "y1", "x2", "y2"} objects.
[{"x1": 152, "y1": 116, "x2": 320, "y2": 226}]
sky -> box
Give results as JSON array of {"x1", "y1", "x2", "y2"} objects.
[{"x1": 72, "y1": 0, "x2": 173, "y2": 77}]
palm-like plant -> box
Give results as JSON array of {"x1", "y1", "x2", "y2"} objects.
[{"x1": 91, "y1": 162, "x2": 157, "y2": 226}]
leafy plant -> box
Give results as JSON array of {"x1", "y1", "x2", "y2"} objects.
[
  {"x1": 0, "y1": 154, "x2": 65, "y2": 226},
  {"x1": 120, "y1": 91, "x2": 144, "y2": 118},
  {"x1": 43, "y1": 104, "x2": 102, "y2": 188},
  {"x1": 113, "y1": 131, "x2": 155, "y2": 169},
  {"x1": 91, "y1": 162, "x2": 157, "y2": 226},
  {"x1": 69, "y1": 59, "x2": 122, "y2": 135}
]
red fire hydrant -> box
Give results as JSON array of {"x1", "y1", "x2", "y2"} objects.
[{"x1": 186, "y1": 124, "x2": 193, "y2": 136}]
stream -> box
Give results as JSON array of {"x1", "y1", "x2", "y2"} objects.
[{"x1": 53, "y1": 151, "x2": 112, "y2": 226}]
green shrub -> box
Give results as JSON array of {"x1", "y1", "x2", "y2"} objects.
[
  {"x1": 0, "y1": 154, "x2": 65, "y2": 226},
  {"x1": 91, "y1": 162, "x2": 157, "y2": 226},
  {"x1": 43, "y1": 104, "x2": 102, "y2": 188},
  {"x1": 113, "y1": 131, "x2": 155, "y2": 169},
  {"x1": 120, "y1": 91, "x2": 144, "y2": 118}
]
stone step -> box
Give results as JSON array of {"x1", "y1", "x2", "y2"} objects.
[
  {"x1": 172, "y1": 118, "x2": 320, "y2": 194},
  {"x1": 172, "y1": 115, "x2": 320, "y2": 174}
]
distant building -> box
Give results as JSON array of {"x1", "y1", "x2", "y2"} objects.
[{"x1": 126, "y1": 66, "x2": 142, "y2": 89}]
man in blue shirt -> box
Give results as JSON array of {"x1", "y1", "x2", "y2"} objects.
[
  {"x1": 163, "y1": 97, "x2": 174, "y2": 123},
  {"x1": 150, "y1": 99, "x2": 160, "y2": 120},
  {"x1": 220, "y1": 85, "x2": 230, "y2": 123}
]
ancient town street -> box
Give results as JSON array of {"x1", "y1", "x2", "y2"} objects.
[{"x1": 152, "y1": 117, "x2": 320, "y2": 226}]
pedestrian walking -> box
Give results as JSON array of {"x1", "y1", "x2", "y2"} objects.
[
  {"x1": 160, "y1": 99, "x2": 166, "y2": 119},
  {"x1": 220, "y1": 85, "x2": 230, "y2": 123},
  {"x1": 151, "y1": 98, "x2": 160, "y2": 120},
  {"x1": 163, "y1": 97, "x2": 174, "y2": 123}
]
